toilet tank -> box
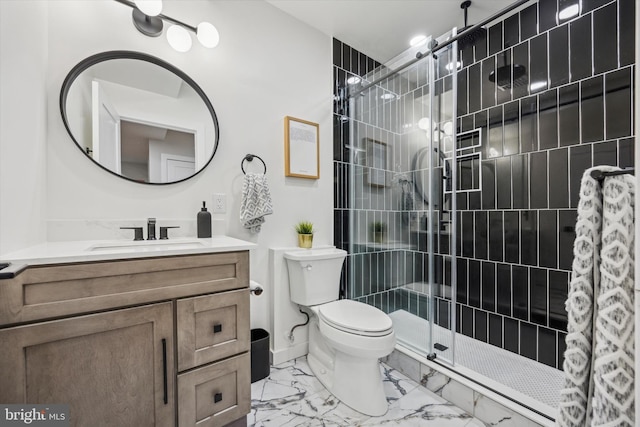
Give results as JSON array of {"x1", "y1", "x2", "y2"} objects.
[{"x1": 283, "y1": 247, "x2": 347, "y2": 306}]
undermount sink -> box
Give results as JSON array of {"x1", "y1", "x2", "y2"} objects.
[{"x1": 87, "y1": 239, "x2": 206, "y2": 252}]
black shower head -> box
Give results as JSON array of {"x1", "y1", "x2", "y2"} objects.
[
  {"x1": 489, "y1": 53, "x2": 527, "y2": 89},
  {"x1": 457, "y1": 1, "x2": 487, "y2": 49}
]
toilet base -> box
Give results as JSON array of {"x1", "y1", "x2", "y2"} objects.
[
  {"x1": 306, "y1": 317, "x2": 390, "y2": 417},
  {"x1": 308, "y1": 351, "x2": 389, "y2": 416}
]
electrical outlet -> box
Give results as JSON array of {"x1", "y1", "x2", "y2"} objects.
[{"x1": 212, "y1": 193, "x2": 226, "y2": 213}]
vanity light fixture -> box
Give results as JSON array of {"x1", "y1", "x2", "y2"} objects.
[{"x1": 114, "y1": 0, "x2": 220, "y2": 52}]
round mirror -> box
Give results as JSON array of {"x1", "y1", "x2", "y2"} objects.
[
  {"x1": 411, "y1": 146, "x2": 451, "y2": 211},
  {"x1": 60, "y1": 51, "x2": 219, "y2": 184}
]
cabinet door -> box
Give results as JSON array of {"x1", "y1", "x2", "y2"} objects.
[
  {"x1": 177, "y1": 289, "x2": 250, "y2": 371},
  {"x1": 177, "y1": 353, "x2": 250, "y2": 427},
  {"x1": 0, "y1": 303, "x2": 175, "y2": 427}
]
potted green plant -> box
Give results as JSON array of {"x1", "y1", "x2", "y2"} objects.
[
  {"x1": 370, "y1": 221, "x2": 387, "y2": 243},
  {"x1": 295, "y1": 221, "x2": 315, "y2": 248}
]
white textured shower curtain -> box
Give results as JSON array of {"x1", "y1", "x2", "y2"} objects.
[{"x1": 557, "y1": 167, "x2": 635, "y2": 427}]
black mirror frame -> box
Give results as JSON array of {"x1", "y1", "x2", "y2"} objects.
[{"x1": 59, "y1": 50, "x2": 220, "y2": 185}]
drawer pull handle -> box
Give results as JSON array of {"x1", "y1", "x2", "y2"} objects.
[
  {"x1": 162, "y1": 338, "x2": 168, "y2": 405},
  {"x1": 214, "y1": 392, "x2": 223, "y2": 403},
  {"x1": 213, "y1": 324, "x2": 223, "y2": 333}
]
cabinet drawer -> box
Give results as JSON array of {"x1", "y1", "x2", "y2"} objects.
[
  {"x1": 177, "y1": 353, "x2": 250, "y2": 427},
  {"x1": 177, "y1": 289, "x2": 250, "y2": 371},
  {"x1": 0, "y1": 252, "x2": 249, "y2": 326}
]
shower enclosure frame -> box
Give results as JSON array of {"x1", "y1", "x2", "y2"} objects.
[{"x1": 341, "y1": 0, "x2": 567, "y2": 417}]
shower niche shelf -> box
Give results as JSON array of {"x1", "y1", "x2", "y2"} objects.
[{"x1": 443, "y1": 128, "x2": 483, "y2": 194}]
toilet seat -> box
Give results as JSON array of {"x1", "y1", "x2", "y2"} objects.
[{"x1": 318, "y1": 299, "x2": 393, "y2": 337}]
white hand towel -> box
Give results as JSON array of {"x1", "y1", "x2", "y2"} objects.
[{"x1": 240, "y1": 173, "x2": 273, "y2": 233}]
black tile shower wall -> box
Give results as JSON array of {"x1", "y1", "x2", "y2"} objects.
[
  {"x1": 538, "y1": 90, "x2": 558, "y2": 150},
  {"x1": 593, "y1": 3, "x2": 618, "y2": 75},
  {"x1": 449, "y1": 0, "x2": 634, "y2": 369},
  {"x1": 569, "y1": 15, "x2": 592, "y2": 82},
  {"x1": 549, "y1": 25, "x2": 569, "y2": 88},
  {"x1": 503, "y1": 14, "x2": 519, "y2": 49},
  {"x1": 538, "y1": 0, "x2": 557, "y2": 33},
  {"x1": 529, "y1": 34, "x2": 548, "y2": 93},
  {"x1": 334, "y1": 0, "x2": 634, "y2": 372},
  {"x1": 559, "y1": 83, "x2": 580, "y2": 146},
  {"x1": 605, "y1": 68, "x2": 632, "y2": 139}
]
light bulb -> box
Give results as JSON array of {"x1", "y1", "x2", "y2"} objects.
[
  {"x1": 558, "y1": 3, "x2": 580, "y2": 20},
  {"x1": 197, "y1": 22, "x2": 220, "y2": 48},
  {"x1": 418, "y1": 118, "x2": 430, "y2": 132},
  {"x1": 442, "y1": 121, "x2": 453, "y2": 136},
  {"x1": 530, "y1": 80, "x2": 547, "y2": 92},
  {"x1": 167, "y1": 25, "x2": 192, "y2": 52},
  {"x1": 445, "y1": 61, "x2": 462, "y2": 71},
  {"x1": 410, "y1": 35, "x2": 427, "y2": 47},
  {"x1": 134, "y1": 0, "x2": 162, "y2": 16}
]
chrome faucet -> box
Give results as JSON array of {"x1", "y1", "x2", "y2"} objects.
[{"x1": 147, "y1": 218, "x2": 156, "y2": 240}]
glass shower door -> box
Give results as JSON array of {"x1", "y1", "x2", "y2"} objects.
[
  {"x1": 423, "y1": 35, "x2": 459, "y2": 365},
  {"x1": 344, "y1": 30, "x2": 459, "y2": 365}
]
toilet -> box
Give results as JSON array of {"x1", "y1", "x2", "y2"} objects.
[{"x1": 284, "y1": 247, "x2": 396, "y2": 416}]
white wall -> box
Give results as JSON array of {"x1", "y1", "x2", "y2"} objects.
[
  {"x1": 1, "y1": 1, "x2": 333, "y2": 335},
  {"x1": 0, "y1": 1, "x2": 49, "y2": 255}
]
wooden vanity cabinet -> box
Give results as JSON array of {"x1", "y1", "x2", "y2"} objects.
[
  {"x1": 0, "y1": 303, "x2": 175, "y2": 427},
  {"x1": 0, "y1": 252, "x2": 251, "y2": 427}
]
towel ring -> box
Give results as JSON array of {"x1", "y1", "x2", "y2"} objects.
[{"x1": 241, "y1": 154, "x2": 267, "y2": 175}]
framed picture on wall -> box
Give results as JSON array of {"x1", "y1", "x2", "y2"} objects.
[
  {"x1": 284, "y1": 116, "x2": 319, "y2": 179},
  {"x1": 365, "y1": 138, "x2": 387, "y2": 187}
]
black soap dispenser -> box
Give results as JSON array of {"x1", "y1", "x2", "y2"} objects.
[{"x1": 197, "y1": 201, "x2": 212, "y2": 238}]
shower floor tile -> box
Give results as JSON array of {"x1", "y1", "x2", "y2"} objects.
[
  {"x1": 388, "y1": 309, "x2": 563, "y2": 412},
  {"x1": 249, "y1": 356, "x2": 483, "y2": 426}
]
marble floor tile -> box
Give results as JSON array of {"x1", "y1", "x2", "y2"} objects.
[
  {"x1": 250, "y1": 358, "x2": 325, "y2": 425},
  {"x1": 361, "y1": 386, "x2": 473, "y2": 426},
  {"x1": 250, "y1": 356, "x2": 480, "y2": 427},
  {"x1": 282, "y1": 389, "x2": 370, "y2": 426},
  {"x1": 464, "y1": 418, "x2": 488, "y2": 426},
  {"x1": 472, "y1": 394, "x2": 541, "y2": 427},
  {"x1": 381, "y1": 364, "x2": 421, "y2": 404}
]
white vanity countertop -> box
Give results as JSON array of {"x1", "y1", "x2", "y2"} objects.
[{"x1": 1, "y1": 236, "x2": 256, "y2": 266}]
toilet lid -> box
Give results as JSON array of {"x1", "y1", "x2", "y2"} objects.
[{"x1": 318, "y1": 300, "x2": 393, "y2": 336}]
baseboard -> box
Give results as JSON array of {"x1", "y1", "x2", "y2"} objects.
[{"x1": 270, "y1": 341, "x2": 308, "y2": 366}]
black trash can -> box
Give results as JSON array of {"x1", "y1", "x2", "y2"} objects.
[{"x1": 251, "y1": 328, "x2": 270, "y2": 383}]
